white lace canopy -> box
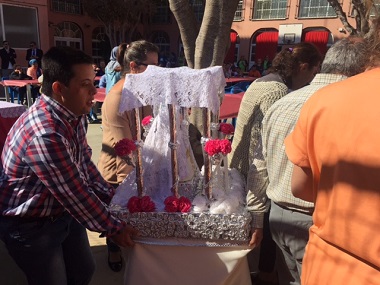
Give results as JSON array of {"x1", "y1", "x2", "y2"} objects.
[
  {"x1": 113, "y1": 66, "x2": 226, "y2": 209},
  {"x1": 112, "y1": 65, "x2": 250, "y2": 218},
  {"x1": 119, "y1": 66, "x2": 225, "y2": 114}
]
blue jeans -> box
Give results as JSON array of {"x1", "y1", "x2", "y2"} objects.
[{"x1": 0, "y1": 213, "x2": 95, "y2": 285}]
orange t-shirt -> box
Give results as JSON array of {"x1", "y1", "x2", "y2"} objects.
[{"x1": 285, "y1": 68, "x2": 380, "y2": 285}]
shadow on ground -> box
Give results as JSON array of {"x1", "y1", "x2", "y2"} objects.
[{"x1": 0, "y1": 241, "x2": 123, "y2": 285}]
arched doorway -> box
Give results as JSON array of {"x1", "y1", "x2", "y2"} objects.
[
  {"x1": 249, "y1": 29, "x2": 279, "y2": 68},
  {"x1": 224, "y1": 30, "x2": 239, "y2": 64},
  {"x1": 92, "y1": 26, "x2": 111, "y2": 64},
  {"x1": 151, "y1": 30, "x2": 170, "y2": 66},
  {"x1": 302, "y1": 28, "x2": 332, "y2": 55},
  {"x1": 54, "y1": 22, "x2": 83, "y2": 50}
]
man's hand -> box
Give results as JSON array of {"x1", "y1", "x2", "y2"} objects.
[
  {"x1": 110, "y1": 225, "x2": 139, "y2": 247},
  {"x1": 249, "y1": 228, "x2": 263, "y2": 248}
]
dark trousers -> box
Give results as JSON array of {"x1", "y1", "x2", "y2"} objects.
[{"x1": 0, "y1": 214, "x2": 95, "y2": 285}]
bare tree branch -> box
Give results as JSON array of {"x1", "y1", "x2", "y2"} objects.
[
  {"x1": 82, "y1": 0, "x2": 156, "y2": 46},
  {"x1": 327, "y1": 0, "x2": 356, "y2": 34}
]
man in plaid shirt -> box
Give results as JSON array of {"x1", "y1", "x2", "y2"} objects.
[{"x1": 0, "y1": 46, "x2": 136, "y2": 285}]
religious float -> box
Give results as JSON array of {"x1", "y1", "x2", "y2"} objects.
[{"x1": 110, "y1": 65, "x2": 252, "y2": 285}]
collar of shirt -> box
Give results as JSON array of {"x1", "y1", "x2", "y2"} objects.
[{"x1": 42, "y1": 94, "x2": 83, "y2": 125}]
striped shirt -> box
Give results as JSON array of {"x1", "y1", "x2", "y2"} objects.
[
  {"x1": 247, "y1": 73, "x2": 347, "y2": 227},
  {"x1": 0, "y1": 95, "x2": 125, "y2": 235}
]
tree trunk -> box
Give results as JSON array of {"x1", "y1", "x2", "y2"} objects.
[
  {"x1": 194, "y1": 0, "x2": 240, "y2": 68},
  {"x1": 169, "y1": 0, "x2": 199, "y2": 68},
  {"x1": 170, "y1": 0, "x2": 240, "y2": 134}
]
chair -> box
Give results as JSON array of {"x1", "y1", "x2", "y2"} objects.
[
  {"x1": 233, "y1": 81, "x2": 251, "y2": 91},
  {"x1": 225, "y1": 85, "x2": 244, "y2": 94}
]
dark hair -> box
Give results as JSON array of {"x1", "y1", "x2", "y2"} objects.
[
  {"x1": 41, "y1": 46, "x2": 93, "y2": 97},
  {"x1": 116, "y1": 43, "x2": 129, "y2": 71},
  {"x1": 122, "y1": 40, "x2": 159, "y2": 74},
  {"x1": 321, "y1": 36, "x2": 368, "y2": 76},
  {"x1": 269, "y1": 42, "x2": 322, "y2": 88}
]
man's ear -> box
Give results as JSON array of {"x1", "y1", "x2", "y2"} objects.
[{"x1": 51, "y1": 81, "x2": 66, "y2": 100}]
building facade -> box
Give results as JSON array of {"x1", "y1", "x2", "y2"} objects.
[{"x1": 0, "y1": 0, "x2": 357, "y2": 68}]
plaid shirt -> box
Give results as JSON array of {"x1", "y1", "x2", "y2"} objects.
[{"x1": 0, "y1": 95, "x2": 125, "y2": 235}]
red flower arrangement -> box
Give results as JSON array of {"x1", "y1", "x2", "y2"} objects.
[
  {"x1": 142, "y1": 115, "x2": 153, "y2": 126},
  {"x1": 114, "y1": 138, "x2": 137, "y2": 157},
  {"x1": 127, "y1": 196, "x2": 156, "y2": 213},
  {"x1": 219, "y1": 123, "x2": 235, "y2": 135},
  {"x1": 204, "y1": 139, "x2": 232, "y2": 156},
  {"x1": 164, "y1": 196, "x2": 192, "y2": 213}
]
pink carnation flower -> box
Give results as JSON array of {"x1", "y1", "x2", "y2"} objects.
[
  {"x1": 204, "y1": 140, "x2": 221, "y2": 156},
  {"x1": 219, "y1": 123, "x2": 235, "y2": 135},
  {"x1": 114, "y1": 138, "x2": 137, "y2": 157},
  {"x1": 140, "y1": 196, "x2": 156, "y2": 212},
  {"x1": 178, "y1": 196, "x2": 192, "y2": 213},
  {"x1": 127, "y1": 196, "x2": 156, "y2": 213},
  {"x1": 164, "y1": 196, "x2": 192, "y2": 212},
  {"x1": 127, "y1": 196, "x2": 142, "y2": 213},
  {"x1": 164, "y1": 196, "x2": 179, "y2": 212},
  {"x1": 142, "y1": 115, "x2": 153, "y2": 126},
  {"x1": 219, "y1": 139, "x2": 232, "y2": 155}
]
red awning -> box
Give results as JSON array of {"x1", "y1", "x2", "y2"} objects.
[
  {"x1": 303, "y1": 30, "x2": 330, "y2": 55},
  {"x1": 224, "y1": 31, "x2": 237, "y2": 64},
  {"x1": 255, "y1": 31, "x2": 278, "y2": 61}
]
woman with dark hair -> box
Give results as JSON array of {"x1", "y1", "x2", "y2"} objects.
[
  {"x1": 228, "y1": 42, "x2": 322, "y2": 284},
  {"x1": 98, "y1": 40, "x2": 159, "y2": 272}
]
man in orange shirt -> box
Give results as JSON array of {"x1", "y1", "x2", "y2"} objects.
[{"x1": 285, "y1": 19, "x2": 380, "y2": 285}]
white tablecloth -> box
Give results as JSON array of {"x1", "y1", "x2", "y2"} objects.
[{"x1": 122, "y1": 237, "x2": 252, "y2": 285}]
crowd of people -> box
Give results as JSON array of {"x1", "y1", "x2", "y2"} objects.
[
  {"x1": 0, "y1": 40, "x2": 44, "y2": 104},
  {"x1": 1, "y1": 18, "x2": 380, "y2": 285},
  {"x1": 223, "y1": 55, "x2": 272, "y2": 79}
]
